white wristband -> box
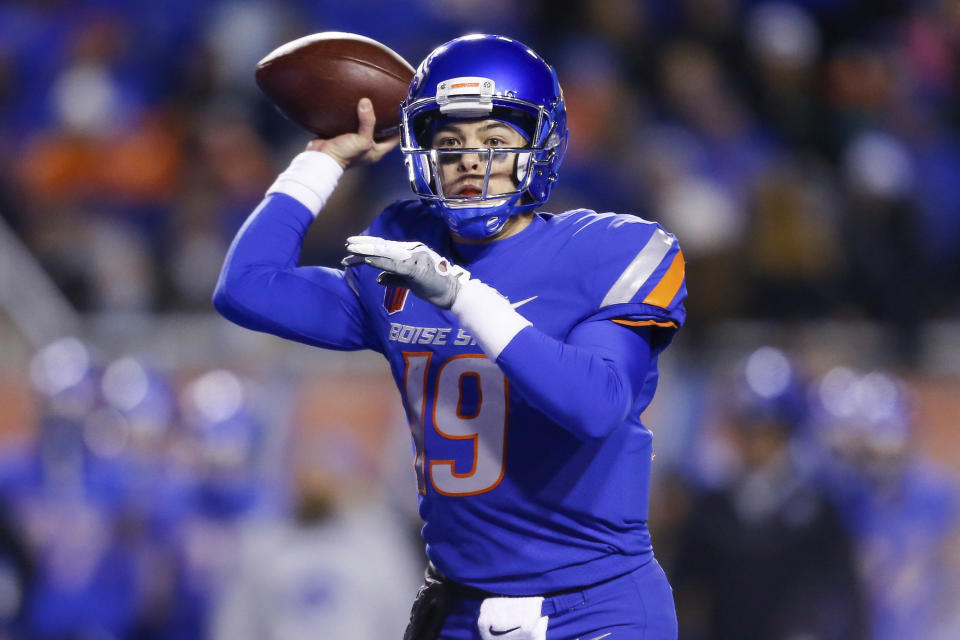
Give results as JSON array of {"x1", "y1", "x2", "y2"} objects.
[
  {"x1": 451, "y1": 279, "x2": 532, "y2": 360},
  {"x1": 266, "y1": 151, "x2": 344, "y2": 217}
]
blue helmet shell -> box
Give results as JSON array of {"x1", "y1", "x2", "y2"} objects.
[{"x1": 400, "y1": 35, "x2": 569, "y2": 239}]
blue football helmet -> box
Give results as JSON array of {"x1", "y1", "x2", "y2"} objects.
[
  {"x1": 813, "y1": 367, "x2": 911, "y2": 459},
  {"x1": 730, "y1": 346, "x2": 809, "y2": 431},
  {"x1": 400, "y1": 35, "x2": 569, "y2": 239}
]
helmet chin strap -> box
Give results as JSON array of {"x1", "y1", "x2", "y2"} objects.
[
  {"x1": 436, "y1": 191, "x2": 526, "y2": 239},
  {"x1": 447, "y1": 213, "x2": 508, "y2": 239}
]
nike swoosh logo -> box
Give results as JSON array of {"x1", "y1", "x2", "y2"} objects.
[
  {"x1": 510, "y1": 295, "x2": 538, "y2": 309},
  {"x1": 489, "y1": 626, "x2": 521, "y2": 636}
]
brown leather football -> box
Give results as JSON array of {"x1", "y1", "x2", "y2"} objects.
[{"x1": 255, "y1": 32, "x2": 415, "y2": 140}]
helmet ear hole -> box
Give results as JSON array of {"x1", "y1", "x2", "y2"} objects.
[{"x1": 412, "y1": 112, "x2": 437, "y2": 147}]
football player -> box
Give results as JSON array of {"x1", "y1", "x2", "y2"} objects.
[
  {"x1": 215, "y1": 35, "x2": 686, "y2": 640},
  {"x1": 813, "y1": 370, "x2": 960, "y2": 640}
]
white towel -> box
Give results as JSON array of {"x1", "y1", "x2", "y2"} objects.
[{"x1": 477, "y1": 596, "x2": 548, "y2": 640}]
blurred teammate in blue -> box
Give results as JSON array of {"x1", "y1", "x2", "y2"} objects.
[
  {"x1": 812, "y1": 369, "x2": 960, "y2": 640},
  {"x1": 215, "y1": 35, "x2": 686, "y2": 640},
  {"x1": 0, "y1": 339, "x2": 141, "y2": 640},
  {"x1": 671, "y1": 347, "x2": 867, "y2": 640},
  {"x1": 158, "y1": 369, "x2": 277, "y2": 640}
]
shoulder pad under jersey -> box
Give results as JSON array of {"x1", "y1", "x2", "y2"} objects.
[{"x1": 564, "y1": 210, "x2": 686, "y2": 329}]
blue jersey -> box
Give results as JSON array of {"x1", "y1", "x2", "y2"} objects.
[
  {"x1": 821, "y1": 460, "x2": 960, "y2": 640},
  {"x1": 215, "y1": 196, "x2": 686, "y2": 595}
]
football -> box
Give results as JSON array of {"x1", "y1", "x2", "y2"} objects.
[{"x1": 255, "y1": 32, "x2": 415, "y2": 140}]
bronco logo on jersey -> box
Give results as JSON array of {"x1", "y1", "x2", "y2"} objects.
[{"x1": 383, "y1": 286, "x2": 409, "y2": 315}]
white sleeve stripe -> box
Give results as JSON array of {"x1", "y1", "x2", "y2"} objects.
[{"x1": 599, "y1": 228, "x2": 674, "y2": 308}]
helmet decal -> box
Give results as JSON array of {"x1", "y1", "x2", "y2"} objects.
[{"x1": 435, "y1": 77, "x2": 496, "y2": 117}]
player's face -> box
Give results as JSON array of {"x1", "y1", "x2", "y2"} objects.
[{"x1": 430, "y1": 120, "x2": 528, "y2": 199}]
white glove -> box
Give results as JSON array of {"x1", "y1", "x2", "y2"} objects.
[
  {"x1": 343, "y1": 236, "x2": 470, "y2": 309},
  {"x1": 344, "y1": 235, "x2": 532, "y2": 359}
]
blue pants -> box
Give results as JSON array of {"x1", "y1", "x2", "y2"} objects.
[{"x1": 438, "y1": 559, "x2": 678, "y2": 639}]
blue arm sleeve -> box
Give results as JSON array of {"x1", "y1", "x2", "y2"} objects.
[
  {"x1": 212, "y1": 193, "x2": 376, "y2": 352},
  {"x1": 495, "y1": 321, "x2": 653, "y2": 441}
]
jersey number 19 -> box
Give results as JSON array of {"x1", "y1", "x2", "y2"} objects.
[{"x1": 402, "y1": 353, "x2": 508, "y2": 496}]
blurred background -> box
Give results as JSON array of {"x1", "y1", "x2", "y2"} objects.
[{"x1": 0, "y1": 0, "x2": 959, "y2": 638}]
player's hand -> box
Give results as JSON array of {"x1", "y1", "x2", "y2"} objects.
[
  {"x1": 342, "y1": 236, "x2": 470, "y2": 309},
  {"x1": 306, "y1": 98, "x2": 400, "y2": 170}
]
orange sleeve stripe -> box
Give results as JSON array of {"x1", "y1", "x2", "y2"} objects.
[
  {"x1": 642, "y1": 250, "x2": 685, "y2": 309},
  {"x1": 611, "y1": 318, "x2": 678, "y2": 328}
]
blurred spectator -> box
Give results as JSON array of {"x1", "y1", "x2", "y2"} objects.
[
  {"x1": 211, "y1": 433, "x2": 421, "y2": 640},
  {"x1": 743, "y1": 158, "x2": 844, "y2": 318},
  {"x1": 671, "y1": 347, "x2": 867, "y2": 640},
  {"x1": 653, "y1": 171, "x2": 745, "y2": 327},
  {"x1": 167, "y1": 105, "x2": 274, "y2": 309},
  {"x1": 840, "y1": 131, "x2": 925, "y2": 358},
  {"x1": 656, "y1": 40, "x2": 775, "y2": 205},
  {"x1": 743, "y1": 2, "x2": 828, "y2": 152},
  {"x1": 548, "y1": 38, "x2": 640, "y2": 213}
]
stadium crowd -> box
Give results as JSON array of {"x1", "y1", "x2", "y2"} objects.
[
  {"x1": 3, "y1": 0, "x2": 960, "y2": 346},
  {"x1": 0, "y1": 0, "x2": 959, "y2": 638}
]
